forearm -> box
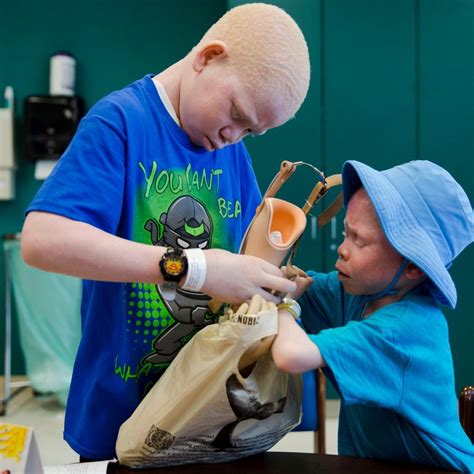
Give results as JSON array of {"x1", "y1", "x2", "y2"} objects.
[
  {"x1": 21, "y1": 211, "x2": 166, "y2": 284},
  {"x1": 21, "y1": 212, "x2": 298, "y2": 304},
  {"x1": 271, "y1": 310, "x2": 326, "y2": 373}
]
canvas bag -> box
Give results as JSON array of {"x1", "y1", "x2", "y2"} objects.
[{"x1": 116, "y1": 296, "x2": 302, "y2": 468}]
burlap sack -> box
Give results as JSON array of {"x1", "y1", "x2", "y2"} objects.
[{"x1": 116, "y1": 300, "x2": 302, "y2": 468}]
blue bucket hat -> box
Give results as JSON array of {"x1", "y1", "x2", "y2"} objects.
[{"x1": 342, "y1": 160, "x2": 473, "y2": 309}]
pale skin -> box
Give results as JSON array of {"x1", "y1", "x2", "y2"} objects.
[
  {"x1": 271, "y1": 188, "x2": 426, "y2": 373},
  {"x1": 21, "y1": 40, "x2": 297, "y2": 304}
]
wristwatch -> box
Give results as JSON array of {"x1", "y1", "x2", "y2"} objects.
[{"x1": 159, "y1": 247, "x2": 188, "y2": 301}]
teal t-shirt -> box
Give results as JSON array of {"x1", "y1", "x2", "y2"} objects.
[{"x1": 300, "y1": 271, "x2": 474, "y2": 472}]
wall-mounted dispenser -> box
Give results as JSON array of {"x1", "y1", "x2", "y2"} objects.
[
  {"x1": 24, "y1": 51, "x2": 84, "y2": 180},
  {"x1": 24, "y1": 95, "x2": 84, "y2": 178},
  {"x1": 0, "y1": 86, "x2": 15, "y2": 200}
]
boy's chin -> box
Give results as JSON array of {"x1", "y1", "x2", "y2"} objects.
[
  {"x1": 192, "y1": 133, "x2": 215, "y2": 152},
  {"x1": 202, "y1": 135, "x2": 215, "y2": 152},
  {"x1": 340, "y1": 280, "x2": 364, "y2": 296}
]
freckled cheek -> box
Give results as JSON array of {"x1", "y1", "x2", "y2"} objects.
[
  {"x1": 368, "y1": 261, "x2": 395, "y2": 284},
  {"x1": 352, "y1": 253, "x2": 381, "y2": 278}
]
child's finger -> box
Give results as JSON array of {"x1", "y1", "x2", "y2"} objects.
[
  {"x1": 290, "y1": 264, "x2": 308, "y2": 278},
  {"x1": 283, "y1": 265, "x2": 299, "y2": 280},
  {"x1": 247, "y1": 294, "x2": 262, "y2": 314},
  {"x1": 288, "y1": 276, "x2": 313, "y2": 300},
  {"x1": 235, "y1": 302, "x2": 249, "y2": 316}
]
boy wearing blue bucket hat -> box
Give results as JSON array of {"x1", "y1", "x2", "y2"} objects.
[{"x1": 272, "y1": 160, "x2": 474, "y2": 471}]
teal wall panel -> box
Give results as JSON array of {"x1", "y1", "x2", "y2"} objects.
[
  {"x1": 322, "y1": 0, "x2": 417, "y2": 272},
  {"x1": 418, "y1": 0, "x2": 474, "y2": 396}
]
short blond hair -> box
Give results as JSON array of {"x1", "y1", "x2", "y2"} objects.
[{"x1": 199, "y1": 3, "x2": 310, "y2": 119}]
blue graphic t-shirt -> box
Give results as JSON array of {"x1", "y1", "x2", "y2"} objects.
[
  {"x1": 300, "y1": 271, "x2": 474, "y2": 472},
  {"x1": 27, "y1": 75, "x2": 262, "y2": 459}
]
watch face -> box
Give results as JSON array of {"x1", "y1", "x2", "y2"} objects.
[{"x1": 163, "y1": 256, "x2": 185, "y2": 277}]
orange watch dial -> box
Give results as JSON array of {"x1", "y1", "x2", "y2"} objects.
[{"x1": 163, "y1": 257, "x2": 184, "y2": 276}]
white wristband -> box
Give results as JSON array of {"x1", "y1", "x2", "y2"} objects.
[{"x1": 182, "y1": 249, "x2": 207, "y2": 292}]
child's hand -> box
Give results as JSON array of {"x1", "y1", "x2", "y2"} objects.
[
  {"x1": 282, "y1": 265, "x2": 313, "y2": 300},
  {"x1": 234, "y1": 293, "x2": 276, "y2": 316}
]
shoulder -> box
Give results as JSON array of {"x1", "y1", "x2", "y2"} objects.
[
  {"x1": 83, "y1": 75, "x2": 156, "y2": 133},
  {"x1": 376, "y1": 291, "x2": 443, "y2": 325},
  {"x1": 98, "y1": 75, "x2": 153, "y2": 111},
  {"x1": 369, "y1": 291, "x2": 447, "y2": 344}
]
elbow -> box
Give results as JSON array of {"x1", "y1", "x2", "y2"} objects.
[
  {"x1": 271, "y1": 343, "x2": 304, "y2": 374},
  {"x1": 21, "y1": 215, "x2": 48, "y2": 268},
  {"x1": 21, "y1": 226, "x2": 39, "y2": 267}
]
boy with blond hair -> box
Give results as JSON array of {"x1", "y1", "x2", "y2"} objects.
[
  {"x1": 21, "y1": 3, "x2": 309, "y2": 461},
  {"x1": 272, "y1": 160, "x2": 474, "y2": 471}
]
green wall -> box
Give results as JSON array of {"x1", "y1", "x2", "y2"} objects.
[{"x1": 1, "y1": 1, "x2": 473, "y2": 398}]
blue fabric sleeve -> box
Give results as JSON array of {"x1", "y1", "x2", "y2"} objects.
[
  {"x1": 27, "y1": 104, "x2": 126, "y2": 234},
  {"x1": 299, "y1": 271, "x2": 364, "y2": 333},
  {"x1": 310, "y1": 309, "x2": 410, "y2": 410}
]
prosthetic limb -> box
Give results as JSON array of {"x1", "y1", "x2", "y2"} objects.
[{"x1": 208, "y1": 161, "x2": 343, "y2": 314}]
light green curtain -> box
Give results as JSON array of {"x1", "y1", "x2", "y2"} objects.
[{"x1": 4, "y1": 240, "x2": 81, "y2": 406}]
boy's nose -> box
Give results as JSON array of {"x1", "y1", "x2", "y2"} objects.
[
  {"x1": 337, "y1": 242, "x2": 349, "y2": 260},
  {"x1": 220, "y1": 126, "x2": 242, "y2": 145}
]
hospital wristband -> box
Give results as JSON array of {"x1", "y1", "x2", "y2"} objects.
[{"x1": 182, "y1": 249, "x2": 207, "y2": 292}]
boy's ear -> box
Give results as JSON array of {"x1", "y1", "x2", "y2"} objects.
[
  {"x1": 192, "y1": 40, "x2": 228, "y2": 72},
  {"x1": 405, "y1": 262, "x2": 425, "y2": 281}
]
